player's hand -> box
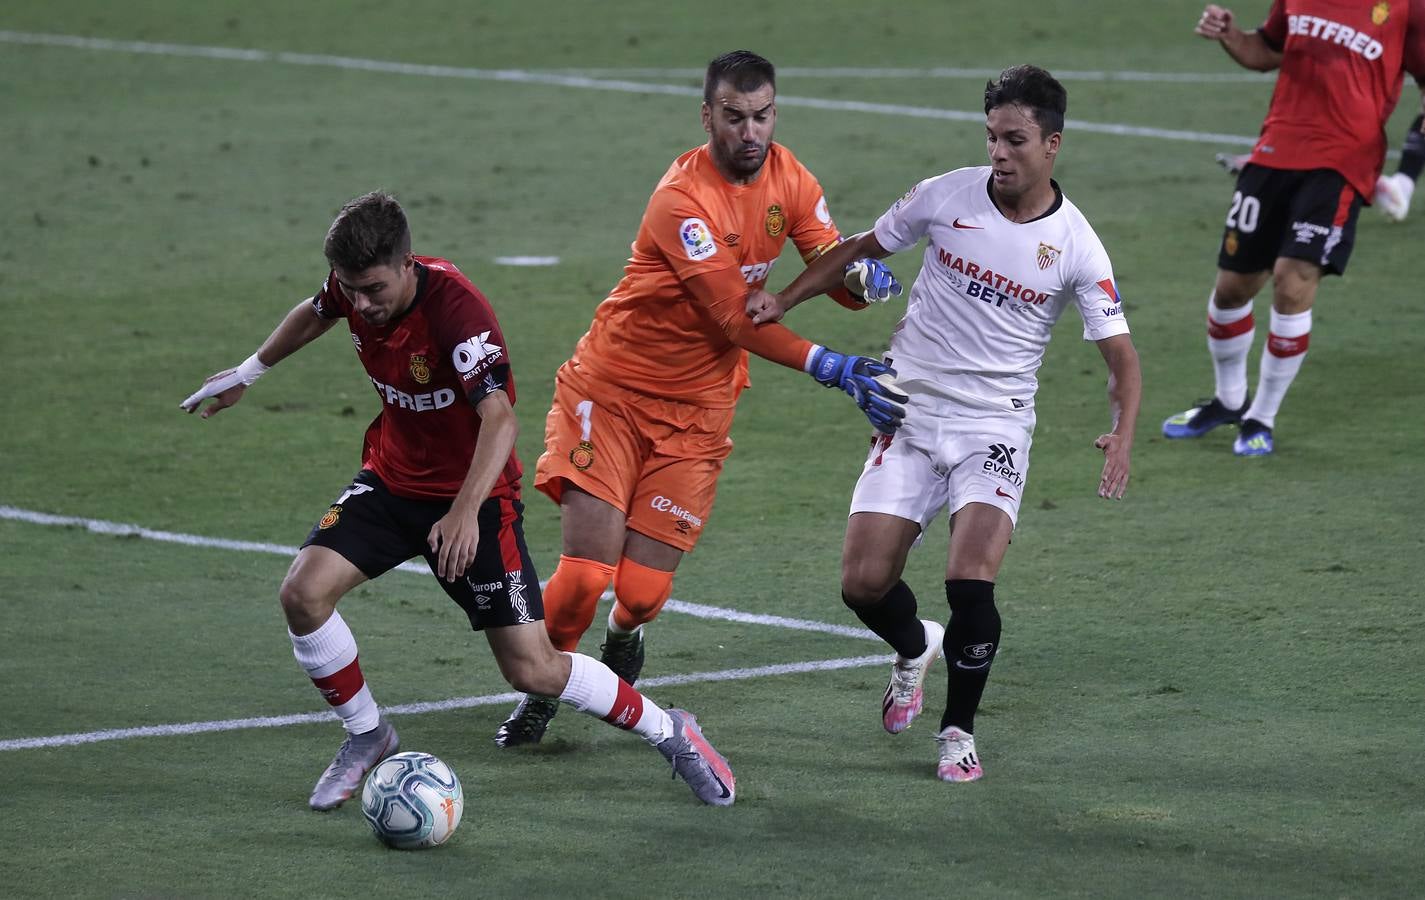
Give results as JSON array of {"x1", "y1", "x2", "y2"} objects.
[
  {"x1": 180, "y1": 354, "x2": 268, "y2": 418},
  {"x1": 428, "y1": 510, "x2": 480, "y2": 582},
  {"x1": 1195, "y1": 4, "x2": 1234, "y2": 39},
  {"x1": 1094, "y1": 432, "x2": 1132, "y2": 500},
  {"x1": 808, "y1": 347, "x2": 910, "y2": 434},
  {"x1": 843, "y1": 259, "x2": 903, "y2": 303},
  {"x1": 180, "y1": 369, "x2": 250, "y2": 418},
  {"x1": 746, "y1": 288, "x2": 790, "y2": 325}
]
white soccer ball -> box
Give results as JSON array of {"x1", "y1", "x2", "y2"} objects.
[{"x1": 360, "y1": 751, "x2": 464, "y2": 850}]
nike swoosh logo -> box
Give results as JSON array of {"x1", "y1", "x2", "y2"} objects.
[
  {"x1": 995, "y1": 487, "x2": 1013, "y2": 498},
  {"x1": 952, "y1": 218, "x2": 983, "y2": 230}
]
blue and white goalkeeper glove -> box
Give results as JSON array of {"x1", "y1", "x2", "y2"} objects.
[
  {"x1": 843, "y1": 258, "x2": 903, "y2": 303},
  {"x1": 807, "y1": 347, "x2": 909, "y2": 434}
]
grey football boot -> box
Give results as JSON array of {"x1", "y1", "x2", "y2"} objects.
[
  {"x1": 656, "y1": 709, "x2": 735, "y2": 807},
  {"x1": 308, "y1": 717, "x2": 399, "y2": 811}
]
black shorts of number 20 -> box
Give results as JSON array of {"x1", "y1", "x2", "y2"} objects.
[
  {"x1": 1218, "y1": 164, "x2": 1364, "y2": 277},
  {"x1": 302, "y1": 470, "x2": 544, "y2": 630}
]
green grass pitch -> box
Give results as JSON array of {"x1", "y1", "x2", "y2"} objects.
[{"x1": 2, "y1": 1, "x2": 1423, "y2": 896}]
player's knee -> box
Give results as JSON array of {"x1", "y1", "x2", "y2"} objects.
[
  {"x1": 841, "y1": 557, "x2": 899, "y2": 608},
  {"x1": 278, "y1": 575, "x2": 336, "y2": 633},
  {"x1": 612, "y1": 559, "x2": 674, "y2": 627},
  {"x1": 541, "y1": 555, "x2": 615, "y2": 650}
]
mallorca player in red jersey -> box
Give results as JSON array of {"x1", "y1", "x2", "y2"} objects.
[
  {"x1": 1164, "y1": 1, "x2": 1425, "y2": 455},
  {"x1": 180, "y1": 192, "x2": 736, "y2": 808}
]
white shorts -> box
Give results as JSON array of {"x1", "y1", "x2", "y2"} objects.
[{"x1": 849, "y1": 401, "x2": 1033, "y2": 533}]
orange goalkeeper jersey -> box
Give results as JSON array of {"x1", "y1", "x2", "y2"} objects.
[{"x1": 569, "y1": 142, "x2": 848, "y2": 408}]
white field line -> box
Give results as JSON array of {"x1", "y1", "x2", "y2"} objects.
[
  {"x1": 0, "y1": 655, "x2": 889, "y2": 752},
  {"x1": 1, "y1": 503, "x2": 886, "y2": 751},
  {"x1": 0, "y1": 505, "x2": 877, "y2": 641},
  {"x1": 558, "y1": 66, "x2": 1275, "y2": 84},
  {"x1": 0, "y1": 30, "x2": 1259, "y2": 147}
]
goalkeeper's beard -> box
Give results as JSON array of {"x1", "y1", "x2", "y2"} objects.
[{"x1": 719, "y1": 143, "x2": 768, "y2": 179}]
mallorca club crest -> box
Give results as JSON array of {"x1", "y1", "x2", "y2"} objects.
[
  {"x1": 1036, "y1": 242, "x2": 1061, "y2": 270},
  {"x1": 409, "y1": 354, "x2": 432, "y2": 384},
  {"x1": 318, "y1": 505, "x2": 341, "y2": 529},
  {"x1": 1372, "y1": 2, "x2": 1390, "y2": 25},
  {"x1": 765, "y1": 204, "x2": 786, "y2": 237},
  {"x1": 570, "y1": 440, "x2": 595, "y2": 471},
  {"x1": 1224, "y1": 229, "x2": 1239, "y2": 256}
]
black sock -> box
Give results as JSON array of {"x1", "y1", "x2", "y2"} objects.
[
  {"x1": 940, "y1": 579, "x2": 1001, "y2": 734},
  {"x1": 1400, "y1": 114, "x2": 1425, "y2": 181},
  {"x1": 845, "y1": 580, "x2": 927, "y2": 659}
]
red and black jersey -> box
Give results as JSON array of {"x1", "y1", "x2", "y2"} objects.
[
  {"x1": 311, "y1": 256, "x2": 521, "y2": 501},
  {"x1": 1252, "y1": 0, "x2": 1425, "y2": 198}
]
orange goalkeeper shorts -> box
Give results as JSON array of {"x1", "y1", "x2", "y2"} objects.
[{"x1": 534, "y1": 362, "x2": 733, "y2": 552}]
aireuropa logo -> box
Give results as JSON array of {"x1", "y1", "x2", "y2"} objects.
[{"x1": 650, "y1": 495, "x2": 704, "y2": 527}]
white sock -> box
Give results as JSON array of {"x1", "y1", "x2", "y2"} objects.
[
  {"x1": 559, "y1": 652, "x2": 673, "y2": 744},
  {"x1": 1245, "y1": 308, "x2": 1311, "y2": 429},
  {"x1": 1207, "y1": 293, "x2": 1254, "y2": 410},
  {"x1": 290, "y1": 611, "x2": 380, "y2": 734},
  {"x1": 606, "y1": 607, "x2": 641, "y2": 637}
]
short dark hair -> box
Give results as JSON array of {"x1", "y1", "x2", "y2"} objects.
[
  {"x1": 703, "y1": 50, "x2": 776, "y2": 105},
  {"x1": 984, "y1": 65, "x2": 1067, "y2": 137},
  {"x1": 323, "y1": 191, "x2": 412, "y2": 271}
]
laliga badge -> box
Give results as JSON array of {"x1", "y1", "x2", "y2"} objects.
[{"x1": 570, "y1": 440, "x2": 595, "y2": 471}]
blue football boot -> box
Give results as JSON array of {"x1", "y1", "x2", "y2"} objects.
[
  {"x1": 1233, "y1": 419, "x2": 1274, "y2": 457},
  {"x1": 1162, "y1": 396, "x2": 1247, "y2": 439}
]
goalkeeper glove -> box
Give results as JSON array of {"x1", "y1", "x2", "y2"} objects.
[
  {"x1": 807, "y1": 346, "x2": 909, "y2": 434},
  {"x1": 843, "y1": 258, "x2": 903, "y2": 303}
]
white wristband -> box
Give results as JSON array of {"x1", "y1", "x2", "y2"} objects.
[{"x1": 236, "y1": 352, "x2": 269, "y2": 385}]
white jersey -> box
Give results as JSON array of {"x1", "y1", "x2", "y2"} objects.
[{"x1": 873, "y1": 166, "x2": 1129, "y2": 412}]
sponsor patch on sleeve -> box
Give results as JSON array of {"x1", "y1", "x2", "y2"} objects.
[
  {"x1": 814, "y1": 195, "x2": 831, "y2": 225},
  {"x1": 452, "y1": 331, "x2": 505, "y2": 382},
  {"x1": 679, "y1": 217, "x2": 718, "y2": 261}
]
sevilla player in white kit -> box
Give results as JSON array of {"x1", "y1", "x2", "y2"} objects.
[{"x1": 749, "y1": 66, "x2": 1142, "y2": 781}]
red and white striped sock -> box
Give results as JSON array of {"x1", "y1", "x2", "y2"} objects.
[
  {"x1": 1245, "y1": 308, "x2": 1311, "y2": 429},
  {"x1": 290, "y1": 611, "x2": 380, "y2": 735},
  {"x1": 558, "y1": 652, "x2": 673, "y2": 744},
  {"x1": 1207, "y1": 293, "x2": 1254, "y2": 410}
]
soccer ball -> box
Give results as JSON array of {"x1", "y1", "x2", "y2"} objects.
[{"x1": 360, "y1": 751, "x2": 464, "y2": 849}]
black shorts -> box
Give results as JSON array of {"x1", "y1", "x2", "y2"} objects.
[
  {"x1": 1217, "y1": 164, "x2": 1363, "y2": 276},
  {"x1": 302, "y1": 470, "x2": 544, "y2": 631}
]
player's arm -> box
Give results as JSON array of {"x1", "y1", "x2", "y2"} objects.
[
  {"x1": 687, "y1": 267, "x2": 909, "y2": 433},
  {"x1": 427, "y1": 387, "x2": 518, "y2": 582},
  {"x1": 1195, "y1": 4, "x2": 1283, "y2": 71},
  {"x1": 180, "y1": 299, "x2": 338, "y2": 418},
  {"x1": 746, "y1": 230, "x2": 899, "y2": 326},
  {"x1": 1092, "y1": 334, "x2": 1141, "y2": 500}
]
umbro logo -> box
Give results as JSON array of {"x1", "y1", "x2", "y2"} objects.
[
  {"x1": 952, "y1": 218, "x2": 983, "y2": 230},
  {"x1": 988, "y1": 443, "x2": 1017, "y2": 466}
]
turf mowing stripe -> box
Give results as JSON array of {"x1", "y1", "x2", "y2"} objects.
[
  {"x1": 0, "y1": 30, "x2": 1259, "y2": 147},
  {"x1": 0, "y1": 505, "x2": 879, "y2": 641},
  {"x1": 0, "y1": 654, "x2": 888, "y2": 752}
]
